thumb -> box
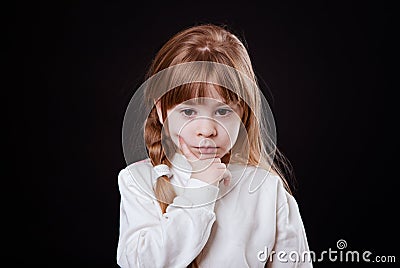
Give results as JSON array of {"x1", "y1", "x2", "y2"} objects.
[{"x1": 178, "y1": 135, "x2": 197, "y2": 161}]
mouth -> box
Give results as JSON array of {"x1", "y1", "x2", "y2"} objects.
[{"x1": 194, "y1": 147, "x2": 219, "y2": 154}]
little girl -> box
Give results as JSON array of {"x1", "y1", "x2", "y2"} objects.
[{"x1": 117, "y1": 24, "x2": 312, "y2": 267}]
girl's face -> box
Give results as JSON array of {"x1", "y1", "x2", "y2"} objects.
[{"x1": 156, "y1": 87, "x2": 243, "y2": 159}]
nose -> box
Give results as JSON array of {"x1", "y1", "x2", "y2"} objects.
[{"x1": 196, "y1": 118, "x2": 217, "y2": 137}]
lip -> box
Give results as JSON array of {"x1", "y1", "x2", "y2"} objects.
[{"x1": 194, "y1": 147, "x2": 218, "y2": 154}]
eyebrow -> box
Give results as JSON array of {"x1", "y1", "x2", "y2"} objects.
[{"x1": 181, "y1": 99, "x2": 231, "y2": 107}]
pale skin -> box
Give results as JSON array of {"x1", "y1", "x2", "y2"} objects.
[{"x1": 156, "y1": 88, "x2": 243, "y2": 187}]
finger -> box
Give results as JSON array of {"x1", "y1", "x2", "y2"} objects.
[
  {"x1": 197, "y1": 154, "x2": 219, "y2": 161},
  {"x1": 214, "y1": 163, "x2": 230, "y2": 186},
  {"x1": 223, "y1": 169, "x2": 232, "y2": 186},
  {"x1": 215, "y1": 162, "x2": 226, "y2": 168},
  {"x1": 178, "y1": 135, "x2": 198, "y2": 161},
  {"x1": 213, "y1": 157, "x2": 221, "y2": 163},
  {"x1": 212, "y1": 168, "x2": 230, "y2": 186}
]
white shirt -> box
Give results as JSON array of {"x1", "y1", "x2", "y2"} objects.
[{"x1": 117, "y1": 153, "x2": 312, "y2": 268}]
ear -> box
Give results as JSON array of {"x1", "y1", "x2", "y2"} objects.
[{"x1": 155, "y1": 101, "x2": 163, "y2": 124}]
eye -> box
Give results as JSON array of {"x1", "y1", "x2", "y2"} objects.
[
  {"x1": 181, "y1": 109, "x2": 196, "y2": 117},
  {"x1": 216, "y1": 108, "x2": 232, "y2": 116}
]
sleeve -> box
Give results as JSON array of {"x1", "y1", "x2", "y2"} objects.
[
  {"x1": 173, "y1": 178, "x2": 220, "y2": 210},
  {"x1": 116, "y1": 168, "x2": 219, "y2": 268},
  {"x1": 267, "y1": 181, "x2": 313, "y2": 268}
]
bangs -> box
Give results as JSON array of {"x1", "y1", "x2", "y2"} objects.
[{"x1": 160, "y1": 82, "x2": 241, "y2": 111}]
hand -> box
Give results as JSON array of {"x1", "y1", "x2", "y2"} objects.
[{"x1": 178, "y1": 136, "x2": 231, "y2": 187}]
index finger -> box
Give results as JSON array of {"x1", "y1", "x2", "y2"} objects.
[{"x1": 178, "y1": 135, "x2": 198, "y2": 161}]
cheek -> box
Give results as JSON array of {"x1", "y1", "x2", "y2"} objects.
[
  {"x1": 219, "y1": 120, "x2": 241, "y2": 145},
  {"x1": 164, "y1": 111, "x2": 181, "y2": 134},
  {"x1": 167, "y1": 118, "x2": 195, "y2": 136},
  {"x1": 227, "y1": 123, "x2": 241, "y2": 142},
  {"x1": 165, "y1": 115, "x2": 195, "y2": 146}
]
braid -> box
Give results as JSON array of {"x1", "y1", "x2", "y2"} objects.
[
  {"x1": 145, "y1": 108, "x2": 199, "y2": 267},
  {"x1": 144, "y1": 107, "x2": 177, "y2": 213}
]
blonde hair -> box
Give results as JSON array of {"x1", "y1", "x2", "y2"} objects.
[{"x1": 143, "y1": 24, "x2": 294, "y2": 267}]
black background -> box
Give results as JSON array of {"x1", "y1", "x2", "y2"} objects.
[{"x1": 28, "y1": 0, "x2": 396, "y2": 267}]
